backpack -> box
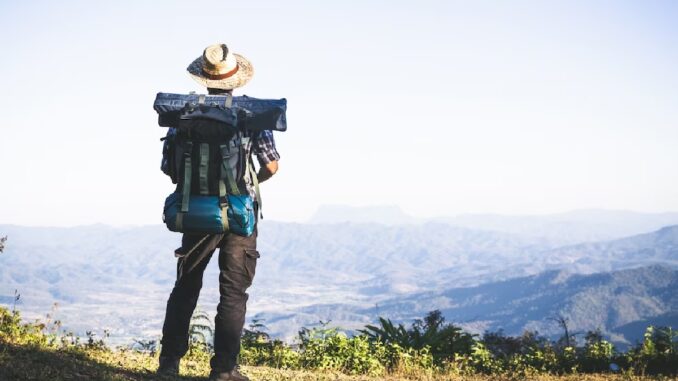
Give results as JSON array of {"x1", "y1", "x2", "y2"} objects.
[{"x1": 154, "y1": 92, "x2": 286, "y2": 236}]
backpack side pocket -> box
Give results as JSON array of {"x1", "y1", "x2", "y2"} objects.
[{"x1": 161, "y1": 128, "x2": 178, "y2": 184}]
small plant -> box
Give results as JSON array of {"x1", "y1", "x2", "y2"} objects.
[
  {"x1": 360, "y1": 317, "x2": 411, "y2": 347},
  {"x1": 12, "y1": 289, "x2": 20, "y2": 312},
  {"x1": 360, "y1": 310, "x2": 476, "y2": 362},
  {"x1": 240, "y1": 318, "x2": 300, "y2": 369},
  {"x1": 581, "y1": 329, "x2": 615, "y2": 372},
  {"x1": 550, "y1": 314, "x2": 579, "y2": 349},
  {"x1": 299, "y1": 330, "x2": 386, "y2": 375},
  {"x1": 188, "y1": 307, "x2": 214, "y2": 352},
  {"x1": 0, "y1": 306, "x2": 49, "y2": 347},
  {"x1": 131, "y1": 338, "x2": 158, "y2": 354},
  {"x1": 298, "y1": 320, "x2": 341, "y2": 344},
  {"x1": 85, "y1": 329, "x2": 110, "y2": 350},
  {"x1": 242, "y1": 317, "x2": 271, "y2": 346},
  {"x1": 629, "y1": 325, "x2": 678, "y2": 375}
]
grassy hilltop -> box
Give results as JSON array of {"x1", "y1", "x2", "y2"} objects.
[{"x1": 1, "y1": 305, "x2": 677, "y2": 381}]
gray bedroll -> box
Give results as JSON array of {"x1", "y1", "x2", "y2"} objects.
[{"x1": 154, "y1": 92, "x2": 287, "y2": 132}]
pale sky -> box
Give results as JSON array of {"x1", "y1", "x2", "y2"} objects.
[{"x1": 1, "y1": 0, "x2": 677, "y2": 226}]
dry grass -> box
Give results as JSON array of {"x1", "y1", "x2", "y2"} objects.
[
  {"x1": 1, "y1": 339, "x2": 676, "y2": 381},
  {"x1": 242, "y1": 367, "x2": 677, "y2": 381}
]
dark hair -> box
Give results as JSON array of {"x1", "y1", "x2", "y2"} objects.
[{"x1": 207, "y1": 88, "x2": 233, "y2": 95}]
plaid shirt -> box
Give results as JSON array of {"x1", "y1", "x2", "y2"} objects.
[
  {"x1": 245, "y1": 129, "x2": 279, "y2": 203},
  {"x1": 250, "y1": 130, "x2": 280, "y2": 165}
]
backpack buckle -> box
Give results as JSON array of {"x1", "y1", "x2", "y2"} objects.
[{"x1": 219, "y1": 196, "x2": 229, "y2": 208}]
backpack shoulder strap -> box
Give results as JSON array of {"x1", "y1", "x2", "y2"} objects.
[
  {"x1": 176, "y1": 140, "x2": 193, "y2": 231},
  {"x1": 245, "y1": 154, "x2": 262, "y2": 217},
  {"x1": 219, "y1": 133, "x2": 241, "y2": 196},
  {"x1": 198, "y1": 143, "x2": 210, "y2": 195},
  {"x1": 180, "y1": 141, "x2": 193, "y2": 212}
]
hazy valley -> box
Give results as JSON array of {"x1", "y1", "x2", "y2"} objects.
[{"x1": 1, "y1": 208, "x2": 677, "y2": 347}]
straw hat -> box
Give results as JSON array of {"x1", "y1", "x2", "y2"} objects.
[{"x1": 187, "y1": 43, "x2": 254, "y2": 89}]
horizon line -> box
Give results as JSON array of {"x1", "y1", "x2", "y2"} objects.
[{"x1": 3, "y1": 207, "x2": 678, "y2": 229}]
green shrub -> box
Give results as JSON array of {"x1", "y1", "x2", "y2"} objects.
[
  {"x1": 2, "y1": 304, "x2": 678, "y2": 378},
  {"x1": 581, "y1": 329, "x2": 615, "y2": 372},
  {"x1": 360, "y1": 309, "x2": 475, "y2": 363},
  {"x1": 385, "y1": 342, "x2": 434, "y2": 373},
  {"x1": 299, "y1": 332, "x2": 385, "y2": 375},
  {"x1": 0, "y1": 307, "x2": 50, "y2": 347},
  {"x1": 241, "y1": 338, "x2": 301, "y2": 369},
  {"x1": 626, "y1": 326, "x2": 678, "y2": 375}
]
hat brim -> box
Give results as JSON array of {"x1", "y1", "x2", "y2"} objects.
[{"x1": 186, "y1": 53, "x2": 254, "y2": 90}]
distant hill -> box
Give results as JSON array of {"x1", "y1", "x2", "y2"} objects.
[
  {"x1": 309, "y1": 205, "x2": 678, "y2": 245},
  {"x1": 308, "y1": 204, "x2": 414, "y2": 225},
  {"x1": 362, "y1": 265, "x2": 678, "y2": 347},
  {"x1": 442, "y1": 209, "x2": 678, "y2": 244},
  {"x1": 427, "y1": 224, "x2": 678, "y2": 284},
  {"x1": 613, "y1": 311, "x2": 678, "y2": 341},
  {"x1": 308, "y1": 205, "x2": 678, "y2": 245},
  {"x1": 533, "y1": 225, "x2": 678, "y2": 274}
]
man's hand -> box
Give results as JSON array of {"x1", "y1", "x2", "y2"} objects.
[{"x1": 257, "y1": 160, "x2": 278, "y2": 183}]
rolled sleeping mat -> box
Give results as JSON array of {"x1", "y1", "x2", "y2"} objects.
[{"x1": 154, "y1": 92, "x2": 287, "y2": 132}]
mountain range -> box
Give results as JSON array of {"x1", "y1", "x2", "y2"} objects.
[
  {"x1": 366, "y1": 265, "x2": 678, "y2": 347},
  {"x1": 0, "y1": 208, "x2": 677, "y2": 347},
  {"x1": 311, "y1": 206, "x2": 678, "y2": 245}
]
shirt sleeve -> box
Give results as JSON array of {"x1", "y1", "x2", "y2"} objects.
[{"x1": 251, "y1": 130, "x2": 280, "y2": 165}]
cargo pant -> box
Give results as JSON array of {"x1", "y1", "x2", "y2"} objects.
[{"x1": 159, "y1": 227, "x2": 259, "y2": 372}]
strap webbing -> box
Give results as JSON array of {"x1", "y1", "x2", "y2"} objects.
[
  {"x1": 224, "y1": 93, "x2": 233, "y2": 108},
  {"x1": 220, "y1": 144, "x2": 240, "y2": 195},
  {"x1": 218, "y1": 176, "x2": 229, "y2": 231},
  {"x1": 176, "y1": 213, "x2": 184, "y2": 231},
  {"x1": 239, "y1": 136, "x2": 262, "y2": 218},
  {"x1": 220, "y1": 199, "x2": 229, "y2": 231},
  {"x1": 218, "y1": 179, "x2": 226, "y2": 198},
  {"x1": 181, "y1": 141, "x2": 193, "y2": 213},
  {"x1": 218, "y1": 167, "x2": 230, "y2": 232},
  {"x1": 247, "y1": 156, "x2": 262, "y2": 217},
  {"x1": 198, "y1": 143, "x2": 210, "y2": 195}
]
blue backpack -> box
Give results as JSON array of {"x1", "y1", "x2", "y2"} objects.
[{"x1": 154, "y1": 92, "x2": 286, "y2": 236}]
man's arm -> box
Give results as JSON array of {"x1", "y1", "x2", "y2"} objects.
[
  {"x1": 252, "y1": 130, "x2": 280, "y2": 183},
  {"x1": 257, "y1": 160, "x2": 278, "y2": 183}
]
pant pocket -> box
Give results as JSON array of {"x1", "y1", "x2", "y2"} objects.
[{"x1": 244, "y1": 249, "x2": 260, "y2": 282}]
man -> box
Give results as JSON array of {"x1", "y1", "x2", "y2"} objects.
[{"x1": 158, "y1": 43, "x2": 279, "y2": 381}]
